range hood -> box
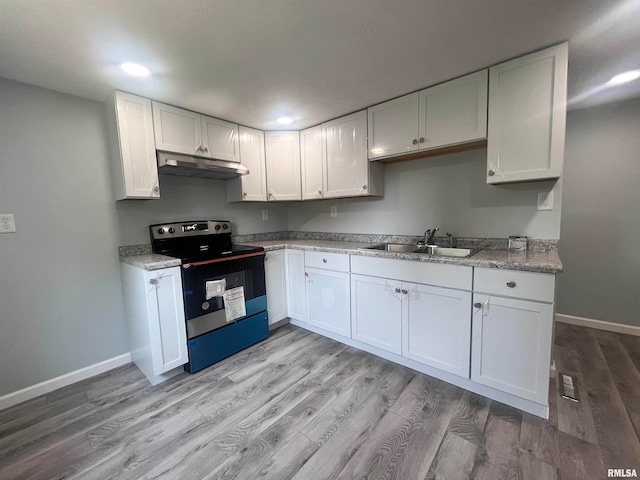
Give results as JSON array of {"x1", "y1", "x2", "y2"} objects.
[{"x1": 157, "y1": 151, "x2": 249, "y2": 180}]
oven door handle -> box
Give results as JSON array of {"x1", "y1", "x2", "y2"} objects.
[{"x1": 183, "y1": 250, "x2": 266, "y2": 268}]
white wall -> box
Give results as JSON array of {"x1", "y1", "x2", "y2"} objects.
[
  {"x1": 556, "y1": 98, "x2": 640, "y2": 327},
  {"x1": 288, "y1": 149, "x2": 562, "y2": 239}
]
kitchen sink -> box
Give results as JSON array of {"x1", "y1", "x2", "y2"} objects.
[
  {"x1": 361, "y1": 244, "x2": 480, "y2": 258},
  {"x1": 360, "y1": 243, "x2": 418, "y2": 253}
]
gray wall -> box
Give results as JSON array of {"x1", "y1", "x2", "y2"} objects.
[
  {"x1": 0, "y1": 78, "x2": 129, "y2": 396},
  {"x1": 0, "y1": 78, "x2": 288, "y2": 397},
  {"x1": 116, "y1": 176, "x2": 288, "y2": 246},
  {"x1": 556, "y1": 98, "x2": 640, "y2": 326},
  {"x1": 288, "y1": 149, "x2": 562, "y2": 239}
]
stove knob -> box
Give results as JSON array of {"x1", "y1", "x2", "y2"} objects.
[
  {"x1": 157, "y1": 228, "x2": 165, "y2": 234},
  {"x1": 168, "y1": 227, "x2": 175, "y2": 234},
  {"x1": 222, "y1": 224, "x2": 229, "y2": 230},
  {"x1": 215, "y1": 225, "x2": 221, "y2": 231}
]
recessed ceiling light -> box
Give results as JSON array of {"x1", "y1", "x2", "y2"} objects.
[
  {"x1": 607, "y1": 69, "x2": 640, "y2": 86},
  {"x1": 276, "y1": 116, "x2": 293, "y2": 125},
  {"x1": 120, "y1": 62, "x2": 151, "y2": 77}
]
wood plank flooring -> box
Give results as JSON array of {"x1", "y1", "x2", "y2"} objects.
[{"x1": 1, "y1": 322, "x2": 639, "y2": 479}]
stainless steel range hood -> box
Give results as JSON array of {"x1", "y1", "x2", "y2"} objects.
[{"x1": 157, "y1": 151, "x2": 249, "y2": 180}]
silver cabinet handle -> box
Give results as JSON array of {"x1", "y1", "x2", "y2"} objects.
[
  {"x1": 419, "y1": 137, "x2": 425, "y2": 143},
  {"x1": 149, "y1": 278, "x2": 158, "y2": 285},
  {"x1": 394, "y1": 287, "x2": 401, "y2": 293},
  {"x1": 203, "y1": 146, "x2": 210, "y2": 152},
  {"x1": 318, "y1": 190, "x2": 322, "y2": 195},
  {"x1": 474, "y1": 302, "x2": 482, "y2": 308},
  {"x1": 401, "y1": 289, "x2": 408, "y2": 294},
  {"x1": 322, "y1": 259, "x2": 327, "y2": 263},
  {"x1": 268, "y1": 192, "x2": 273, "y2": 197},
  {"x1": 488, "y1": 170, "x2": 495, "y2": 176},
  {"x1": 153, "y1": 186, "x2": 159, "y2": 192},
  {"x1": 412, "y1": 139, "x2": 418, "y2": 145},
  {"x1": 243, "y1": 192, "x2": 247, "y2": 197},
  {"x1": 304, "y1": 272, "x2": 309, "y2": 277},
  {"x1": 506, "y1": 281, "x2": 516, "y2": 288},
  {"x1": 362, "y1": 184, "x2": 368, "y2": 189}
]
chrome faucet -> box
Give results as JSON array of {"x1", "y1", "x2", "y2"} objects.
[
  {"x1": 424, "y1": 227, "x2": 439, "y2": 245},
  {"x1": 417, "y1": 227, "x2": 439, "y2": 248}
]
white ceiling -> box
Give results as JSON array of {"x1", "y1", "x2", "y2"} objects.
[{"x1": 1, "y1": 0, "x2": 639, "y2": 130}]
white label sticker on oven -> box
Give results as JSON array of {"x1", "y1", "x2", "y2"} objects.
[
  {"x1": 205, "y1": 279, "x2": 226, "y2": 300},
  {"x1": 223, "y1": 286, "x2": 246, "y2": 322}
]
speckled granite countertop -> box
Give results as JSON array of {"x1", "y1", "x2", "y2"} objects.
[
  {"x1": 248, "y1": 239, "x2": 563, "y2": 274},
  {"x1": 120, "y1": 253, "x2": 182, "y2": 271}
]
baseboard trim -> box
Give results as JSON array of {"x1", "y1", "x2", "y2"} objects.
[
  {"x1": 556, "y1": 314, "x2": 640, "y2": 337},
  {"x1": 0, "y1": 353, "x2": 132, "y2": 412}
]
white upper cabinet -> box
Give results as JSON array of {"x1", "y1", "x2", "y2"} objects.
[
  {"x1": 152, "y1": 102, "x2": 202, "y2": 155},
  {"x1": 227, "y1": 126, "x2": 267, "y2": 202},
  {"x1": 487, "y1": 43, "x2": 568, "y2": 184},
  {"x1": 368, "y1": 93, "x2": 419, "y2": 159},
  {"x1": 105, "y1": 91, "x2": 159, "y2": 200},
  {"x1": 265, "y1": 131, "x2": 302, "y2": 201},
  {"x1": 152, "y1": 101, "x2": 240, "y2": 162},
  {"x1": 323, "y1": 110, "x2": 382, "y2": 198},
  {"x1": 367, "y1": 71, "x2": 488, "y2": 160},
  {"x1": 200, "y1": 115, "x2": 239, "y2": 162},
  {"x1": 300, "y1": 125, "x2": 324, "y2": 200},
  {"x1": 419, "y1": 70, "x2": 488, "y2": 150}
]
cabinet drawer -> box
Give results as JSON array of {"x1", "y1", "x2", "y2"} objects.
[
  {"x1": 473, "y1": 268, "x2": 555, "y2": 302},
  {"x1": 351, "y1": 255, "x2": 472, "y2": 291},
  {"x1": 305, "y1": 251, "x2": 350, "y2": 272}
]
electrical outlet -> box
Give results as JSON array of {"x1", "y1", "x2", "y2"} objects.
[
  {"x1": 262, "y1": 209, "x2": 269, "y2": 221},
  {"x1": 330, "y1": 206, "x2": 337, "y2": 217},
  {"x1": 537, "y1": 191, "x2": 554, "y2": 211},
  {"x1": 0, "y1": 214, "x2": 16, "y2": 233}
]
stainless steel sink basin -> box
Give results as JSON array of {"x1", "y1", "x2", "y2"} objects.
[
  {"x1": 413, "y1": 246, "x2": 481, "y2": 258},
  {"x1": 361, "y1": 243, "x2": 417, "y2": 253},
  {"x1": 360, "y1": 243, "x2": 481, "y2": 258}
]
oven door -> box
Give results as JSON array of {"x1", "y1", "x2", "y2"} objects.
[{"x1": 181, "y1": 253, "x2": 266, "y2": 339}]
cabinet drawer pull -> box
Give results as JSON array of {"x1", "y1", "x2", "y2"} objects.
[
  {"x1": 318, "y1": 190, "x2": 322, "y2": 195},
  {"x1": 506, "y1": 281, "x2": 516, "y2": 288},
  {"x1": 488, "y1": 170, "x2": 495, "y2": 176},
  {"x1": 322, "y1": 258, "x2": 327, "y2": 263},
  {"x1": 419, "y1": 137, "x2": 425, "y2": 143},
  {"x1": 401, "y1": 289, "x2": 408, "y2": 294},
  {"x1": 412, "y1": 139, "x2": 418, "y2": 145},
  {"x1": 362, "y1": 184, "x2": 368, "y2": 190},
  {"x1": 149, "y1": 278, "x2": 158, "y2": 285},
  {"x1": 394, "y1": 287, "x2": 401, "y2": 293},
  {"x1": 153, "y1": 185, "x2": 159, "y2": 192},
  {"x1": 474, "y1": 302, "x2": 482, "y2": 308}
]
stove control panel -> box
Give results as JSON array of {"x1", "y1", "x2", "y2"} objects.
[{"x1": 150, "y1": 220, "x2": 231, "y2": 239}]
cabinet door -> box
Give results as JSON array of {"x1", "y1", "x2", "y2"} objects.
[
  {"x1": 305, "y1": 267, "x2": 350, "y2": 337},
  {"x1": 418, "y1": 70, "x2": 488, "y2": 150},
  {"x1": 285, "y1": 249, "x2": 307, "y2": 321},
  {"x1": 151, "y1": 102, "x2": 202, "y2": 155},
  {"x1": 367, "y1": 93, "x2": 419, "y2": 159},
  {"x1": 487, "y1": 43, "x2": 567, "y2": 183},
  {"x1": 300, "y1": 125, "x2": 324, "y2": 200},
  {"x1": 227, "y1": 126, "x2": 267, "y2": 202},
  {"x1": 201, "y1": 115, "x2": 239, "y2": 162},
  {"x1": 402, "y1": 282, "x2": 471, "y2": 378},
  {"x1": 351, "y1": 274, "x2": 402, "y2": 354},
  {"x1": 265, "y1": 250, "x2": 287, "y2": 324},
  {"x1": 471, "y1": 294, "x2": 553, "y2": 404},
  {"x1": 323, "y1": 110, "x2": 369, "y2": 198},
  {"x1": 145, "y1": 267, "x2": 188, "y2": 375},
  {"x1": 112, "y1": 92, "x2": 159, "y2": 199},
  {"x1": 265, "y1": 131, "x2": 301, "y2": 201}
]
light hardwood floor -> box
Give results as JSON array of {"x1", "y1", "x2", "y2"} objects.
[{"x1": 1, "y1": 322, "x2": 639, "y2": 479}]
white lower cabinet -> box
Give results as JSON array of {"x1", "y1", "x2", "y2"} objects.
[
  {"x1": 471, "y1": 294, "x2": 553, "y2": 404},
  {"x1": 351, "y1": 275, "x2": 402, "y2": 354},
  {"x1": 285, "y1": 249, "x2": 307, "y2": 321},
  {"x1": 305, "y1": 267, "x2": 351, "y2": 337},
  {"x1": 265, "y1": 250, "x2": 287, "y2": 324},
  {"x1": 121, "y1": 264, "x2": 188, "y2": 386},
  {"x1": 402, "y1": 282, "x2": 472, "y2": 378}
]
